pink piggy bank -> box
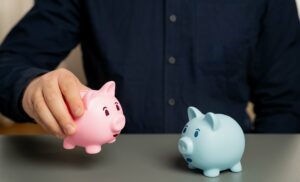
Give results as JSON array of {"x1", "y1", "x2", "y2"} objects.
[{"x1": 63, "y1": 81, "x2": 126, "y2": 154}]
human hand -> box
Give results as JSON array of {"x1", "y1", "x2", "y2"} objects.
[{"x1": 22, "y1": 68, "x2": 89, "y2": 138}]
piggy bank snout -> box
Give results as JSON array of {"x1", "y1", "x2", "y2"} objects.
[
  {"x1": 178, "y1": 137, "x2": 194, "y2": 155},
  {"x1": 111, "y1": 115, "x2": 125, "y2": 132}
]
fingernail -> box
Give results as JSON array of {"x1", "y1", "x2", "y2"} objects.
[
  {"x1": 73, "y1": 107, "x2": 82, "y2": 117},
  {"x1": 65, "y1": 124, "x2": 76, "y2": 135}
]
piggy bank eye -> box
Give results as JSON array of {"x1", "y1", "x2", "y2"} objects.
[
  {"x1": 103, "y1": 107, "x2": 110, "y2": 116},
  {"x1": 182, "y1": 127, "x2": 187, "y2": 134},
  {"x1": 115, "y1": 102, "x2": 120, "y2": 111},
  {"x1": 194, "y1": 129, "x2": 200, "y2": 137}
]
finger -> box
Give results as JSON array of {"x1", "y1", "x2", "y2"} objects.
[
  {"x1": 59, "y1": 77, "x2": 84, "y2": 118},
  {"x1": 42, "y1": 82, "x2": 76, "y2": 136},
  {"x1": 78, "y1": 83, "x2": 90, "y2": 90},
  {"x1": 35, "y1": 115, "x2": 63, "y2": 138},
  {"x1": 72, "y1": 75, "x2": 90, "y2": 90},
  {"x1": 31, "y1": 90, "x2": 65, "y2": 138}
]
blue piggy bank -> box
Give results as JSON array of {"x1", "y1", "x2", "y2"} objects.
[{"x1": 178, "y1": 107, "x2": 245, "y2": 177}]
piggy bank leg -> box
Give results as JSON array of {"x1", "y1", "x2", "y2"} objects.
[
  {"x1": 230, "y1": 162, "x2": 242, "y2": 172},
  {"x1": 203, "y1": 169, "x2": 220, "y2": 178},
  {"x1": 63, "y1": 138, "x2": 75, "y2": 150},
  {"x1": 85, "y1": 145, "x2": 102, "y2": 154}
]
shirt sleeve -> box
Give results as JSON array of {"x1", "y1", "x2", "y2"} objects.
[
  {"x1": 250, "y1": 0, "x2": 300, "y2": 132},
  {"x1": 0, "y1": 0, "x2": 81, "y2": 122}
]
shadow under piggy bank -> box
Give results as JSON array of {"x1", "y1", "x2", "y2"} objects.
[
  {"x1": 168, "y1": 153, "x2": 238, "y2": 180},
  {"x1": 3, "y1": 136, "x2": 107, "y2": 168}
]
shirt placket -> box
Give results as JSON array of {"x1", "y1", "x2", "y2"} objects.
[{"x1": 164, "y1": 0, "x2": 181, "y2": 132}]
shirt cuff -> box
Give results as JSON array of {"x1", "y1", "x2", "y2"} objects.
[{"x1": 12, "y1": 67, "x2": 49, "y2": 123}]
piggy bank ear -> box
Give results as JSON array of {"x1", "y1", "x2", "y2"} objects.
[
  {"x1": 99, "y1": 81, "x2": 115, "y2": 96},
  {"x1": 80, "y1": 90, "x2": 94, "y2": 109},
  {"x1": 187, "y1": 106, "x2": 204, "y2": 120},
  {"x1": 204, "y1": 112, "x2": 220, "y2": 131}
]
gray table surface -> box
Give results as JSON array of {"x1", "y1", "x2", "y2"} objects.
[{"x1": 0, "y1": 134, "x2": 300, "y2": 182}]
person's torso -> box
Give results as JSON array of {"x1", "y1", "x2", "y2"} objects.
[{"x1": 78, "y1": 0, "x2": 265, "y2": 133}]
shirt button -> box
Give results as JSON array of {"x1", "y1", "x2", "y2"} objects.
[
  {"x1": 168, "y1": 57, "x2": 176, "y2": 64},
  {"x1": 169, "y1": 14, "x2": 177, "y2": 23},
  {"x1": 168, "y1": 98, "x2": 176, "y2": 106}
]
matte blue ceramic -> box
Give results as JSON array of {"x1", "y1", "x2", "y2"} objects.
[{"x1": 178, "y1": 106, "x2": 245, "y2": 177}]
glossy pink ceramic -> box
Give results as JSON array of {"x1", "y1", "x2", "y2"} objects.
[{"x1": 63, "y1": 81, "x2": 126, "y2": 154}]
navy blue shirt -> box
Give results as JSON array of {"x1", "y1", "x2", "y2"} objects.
[{"x1": 1, "y1": 0, "x2": 300, "y2": 133}]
